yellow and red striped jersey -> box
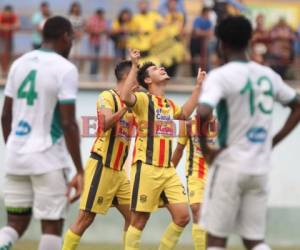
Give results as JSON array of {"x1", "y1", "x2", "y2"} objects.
[
  {"x1": 178, "y1": 117, "x2": 217, "y2": 178},
  {"x1": 131, "y1": 92, "x2": 182, "y2": 167},
  {"x1": 91, "y1": 89, "x2": 135, "y2": 171}
]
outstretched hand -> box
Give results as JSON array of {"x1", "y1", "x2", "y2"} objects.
[
  {"x1": 129, "y1": 49, "x2": 140, "y2": 66},
  {"x1": 196, "y1": 68, "x2": 206, "y2": 88}
]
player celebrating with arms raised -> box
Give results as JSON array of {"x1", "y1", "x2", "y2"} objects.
[
  {"x1": 62, "y1": 60, "x2": 136, "y2": 250},
  {"x1": 121, "y1": 50, "x2": 206, "y2": 250},
  {"x1": 197, "y1": 16, "x2": 300, "y2": 250}
]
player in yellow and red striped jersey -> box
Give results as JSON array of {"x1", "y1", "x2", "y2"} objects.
[
  {"x1": 120, "y1": 49, "x2": 206, "y2": 250},
  {"x1": 62, "y1": 61, "x2": 137, "y2": 250},
  {"x1": 172, "y1": 116, "x2": 217, "y2": 250}
]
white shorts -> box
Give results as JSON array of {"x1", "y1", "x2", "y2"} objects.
[
  {"x1": 3, "y1": 169, "x2": 68, "y2": 220},
  {"x1": 4, "y1": 140, "x2": 70, "y2": 175},
  {"x1": 200, "y1": 164, "x2": 269, "y2": 240}
]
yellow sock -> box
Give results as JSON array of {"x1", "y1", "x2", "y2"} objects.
[
  {"x1": 159, "y1": 222, "x2": 184, "y2": 250},
  {"x1": 124, "y1": 226, "x2": 142, "y2": 250},
  {"x1": 61, "y1": 229, "x2": 81, "y2": 250},
  {"x1": 192, "y1": 224, "x2": 206, "y2": 250}
]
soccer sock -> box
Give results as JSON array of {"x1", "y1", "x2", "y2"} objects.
[
  {"x1": 38, "y1": 234, "x2": 62, "y2": 250},
  {"x1": 0, "y1": 226, "x2": 19, "y2": 249},
  {"x1": 192, "y1": 223, "x2": 206, "y2": 250},
  {"x1": 61, "y1": 229, "x2": 81, "y2": 250},
  {"x1": 252, "y1": 243, "x2": 272, "y2": 250},
  {"x1": 158, "y1": 222, "x2": 184, "y2": 250},
  {"x1": 125, "y1": 226, "x2": 142, "y2": 250}
]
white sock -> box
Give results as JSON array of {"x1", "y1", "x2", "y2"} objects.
[
  {"x1": 0, "y1": 226, "x2": 19, "y2": 249},
  {"x1": 207, "y1": 247, "x2": 226, "y2": 250},
  {"x1": 38, "y1": 234, "x2": 62, "y2": 250},
  {"x1": 252, "y1": 243, "x2": 272, "y2": 250}
]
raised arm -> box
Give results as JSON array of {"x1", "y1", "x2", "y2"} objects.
[
  {"x1": 98, "y1": 106, "x2": 128, "y2": 133},
  {"x1": 273, "y1": 94, "x2": 300, "y2": 147},
  {"x1": 120, "y1": 49, "x2": 140, "y2": 106},
  {"x1": 177, "y1": 68, "x2": 206, "y2": 120}
]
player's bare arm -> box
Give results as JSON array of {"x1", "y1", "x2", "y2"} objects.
[
  {"x1": 99, "y1": 107, "x2": 128, "y2": 132},
  {"x1": 273, "y1": 94, "x2": 300, "y2": 147},
  {"x1": 177, "y1": 68, "x2": 206, "y2": 120},
  {"x1": 197, "y1": 104, "x2": 221, "y2": 165},
  {"x1": 120, "y1": 49, "x2": 140, "y2": 106},
  {"x1": 171, "y1": 120, "x2": 187, "y2": 167},
  {"x1": 59, "y1": 103, "x2": 84, "y2": 203},
  {"x1": 171, "y1": 143, "x2": 185, "y2": 168},
  {"x1": 1, "y1": 96, "x2": 13, "y2": 143}
]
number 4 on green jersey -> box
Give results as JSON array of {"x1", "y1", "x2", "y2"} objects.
[{"x1": 17, "y1": 70, "x2": 38, "y2": 106}]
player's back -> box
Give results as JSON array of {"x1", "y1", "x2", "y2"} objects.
[
  {"x1": 201, "y1": 61, "x2": 296, "y2": 174},
  {"x1": 4, "y1": 49, "x2": 78, "y2": 154}
]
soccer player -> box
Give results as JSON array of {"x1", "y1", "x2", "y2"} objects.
[
  {"x1": 171, "y1": 116, "x2": 217, "y2": 250},
  {"x1": 62, "y1": 60, "x2": 136, "y2": 250},
  {"x1": 0, "y1": 16, "x2": 83, "y2": 250},
  {"x1": 120, "y1": 50, "x2": 206, "y2": 250},
  {"x1": 197, "y1": 16, "x2": 300, "y2": 250}
]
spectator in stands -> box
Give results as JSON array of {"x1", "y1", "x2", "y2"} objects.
[
  {"x1": 0, "y1": 5, "x2": 19, "y2": 78},
  {"x1": 162, "y1": 0, "x2": 185, "y2": 76},
  {"x1": 190, "y1": 7, "x2": 213, "y2": 77},
  {"x1": 251, "y1": 14, "x2": 270, "y2": 64},
  {"x1": 68, "y1": 2, "x2": 85, "y2": 68},
  {"x1": 111, "y1": 8, "x2": 133, "y2": 60},
  {"x1": 86, "y1": 9, "x2": 108, "y2": 77},
  {"x1": 31, "y1": 2, "x2": 51, "y2": 49},
  {"x1": 158, "y1": 0, "x2": 186, "y2": 23},
  {"x1": 269, "y1": 17, "x2": 295, "y2": 78},
  {"x1": 131, "y1": 0, "x2": 163, "y2": 52}
]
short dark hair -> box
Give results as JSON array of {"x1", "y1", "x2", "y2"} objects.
[
  {"x1": 115, "y1": 60, "x2": 132, "y2": 81},
  {"x1": 41, "y1": 1, "x2": 49, "y2": 8},
  {"x1": 215, "y1": 15, "x2": 252, "y2": 51},
  {"x1": 96, "y1": 9, "x2": 105, "y2": 16},
  {"x1": 201, "y1": 7, "x2": 210, "y2": 14},
  {"x1": 4, "y1": 5, "x2": 13, "y2": 12},
  {"x1": 137, "y1": 62, "x2": 155, "y2": 90},
  {"x1": 42, "y1": 16, "x2": 72, "y2": 41}
]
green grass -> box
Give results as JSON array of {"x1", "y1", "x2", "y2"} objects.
[{"x1": 13, "y1": 241, "x2": 299, "y2": 250}]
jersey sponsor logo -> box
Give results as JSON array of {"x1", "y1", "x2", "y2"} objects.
[
  {"x1": 116, "y1": 118, "x2": 133, "y2": 140},
  {"x1": 155, "y1": 108, "x2": 172, "y2": 121},
  {"x1": 246, "y1": 127, "x2": 267, "y2": 143},
  {"x1": 15, "y1": 120, "x2": 31, "y2": 136}
]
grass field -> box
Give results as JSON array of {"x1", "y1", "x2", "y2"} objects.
[{"x1": 13, "y1": 241, "x2": 299, "y2": 250}]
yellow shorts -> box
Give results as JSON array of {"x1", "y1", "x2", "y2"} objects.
[
  {"x1": 187, "y1": 175, "x2": 206, "y2": 205},
  {"x1": 130, "y1": 161, "x2": 188, "y2": 212},
  {"x1": 80, "y1": 153, "x2": 130, "y2": 214}
]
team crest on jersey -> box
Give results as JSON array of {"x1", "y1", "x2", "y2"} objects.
[
  {"x1": 97, "y1": 196, "x2": 104, "y2": 205},
  {"x1": 189, "y1": 191, "x2": 195, "y2": 197},
  {"x1": 139, "y1": 194, "x2": 147, "y2": 203}
]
